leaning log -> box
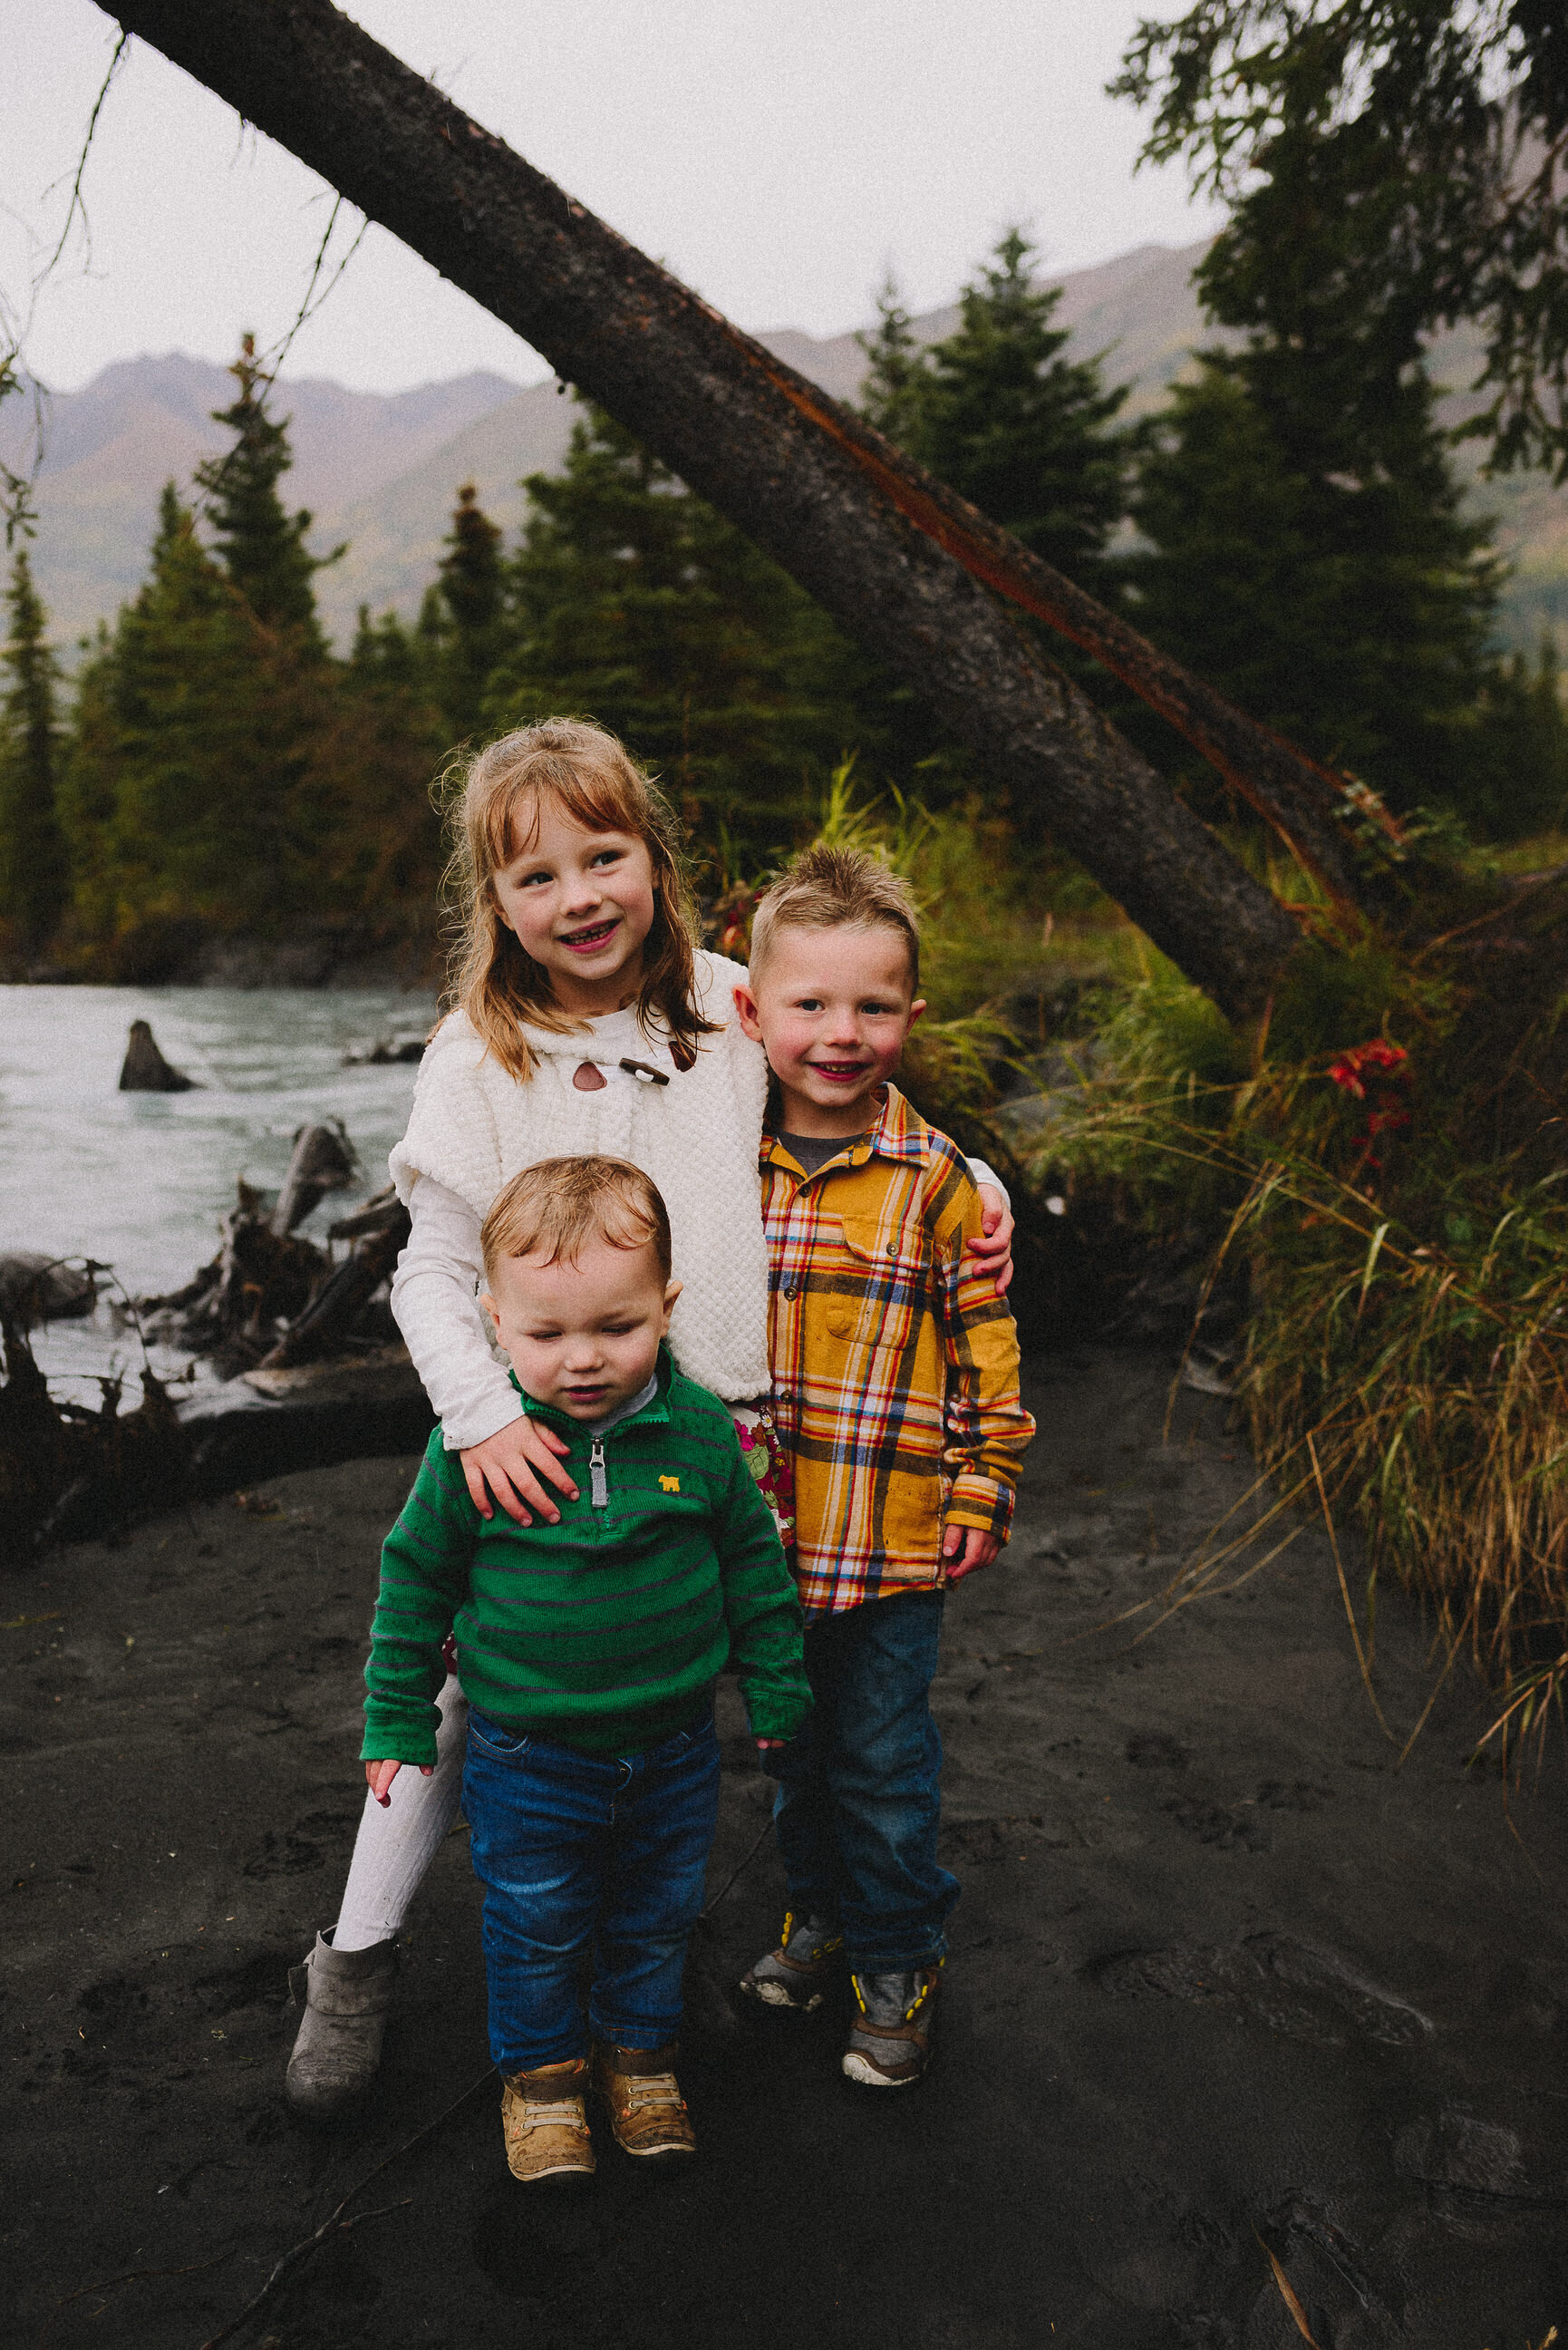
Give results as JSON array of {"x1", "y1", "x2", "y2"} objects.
[
  {"x1": 118, "y1": 1019, "x2": 195, "y2": 1092},
  {"x1": 105, "y1": 0, "x2": 1307, "y2": 1017}
]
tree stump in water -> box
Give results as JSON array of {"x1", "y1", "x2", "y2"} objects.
[
  {"x1": 270, "y1": 1122, "x2": 358, "y2": 1237},
  {"x1": 118, "y1": 1020, "x2": 196, "y2": 1092}
]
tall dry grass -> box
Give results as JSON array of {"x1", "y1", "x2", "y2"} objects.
[{"x1": 1024, "y1": 937, "x2": 1568, "y2": 1755}]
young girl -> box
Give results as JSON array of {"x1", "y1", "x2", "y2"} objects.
[{"x1": 284, "y1": 717, "x2": 1011, "y2": 2116}]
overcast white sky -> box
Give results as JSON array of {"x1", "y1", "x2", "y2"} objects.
[{"x1": 2, "y1": 1, "x2": 1224, "y2": 395}]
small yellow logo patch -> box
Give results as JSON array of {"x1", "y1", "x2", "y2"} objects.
[{"x1": 659, "y1": 1474, "x2": 681, "y2": 1493}]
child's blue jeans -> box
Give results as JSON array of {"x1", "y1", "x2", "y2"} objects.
[
  {"x1": 463, "y1": 1708, "x2": 721, "y2": 2073},
  {"x1": 771, "y1": 1588, "x2": 959, "y2": 1972}
]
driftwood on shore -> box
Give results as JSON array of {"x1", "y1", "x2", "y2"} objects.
[
  {"x1": 118, "y1": 1018, "x2": 197, "y2": 1092},
  {"x1": 1, "y1": 1120, "x2": 421, "y2": 1560},
  {"x1": 0, "y1": 1254, "x2": 98, "y2": 1326}
]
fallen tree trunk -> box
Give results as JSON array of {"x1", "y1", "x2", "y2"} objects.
[{"x1": 105, "y1": 0, "x2": 1310, "y2": 1017}]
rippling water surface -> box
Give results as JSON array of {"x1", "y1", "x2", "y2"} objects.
[{"x1": 0, "y1": 985, "x2": 437, "y2": 1404}]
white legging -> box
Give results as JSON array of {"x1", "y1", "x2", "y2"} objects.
[{"x1": 333, "y1": 1673, "x2": 470, "y2": 1952}]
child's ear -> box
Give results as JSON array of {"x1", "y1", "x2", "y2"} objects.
[
  {"x1": 732, "y1": 982, "x2": 763, "y2": 1042},
  {"x1": 907, "y1": 997, "x2": 927, "y2": 1028},
  {"x1": 479, "y1": 1290, "x2": 501, "y2": 1337},
  {"x1": 662, "y1": 1277, "x2": 683, "y2": 1329}
]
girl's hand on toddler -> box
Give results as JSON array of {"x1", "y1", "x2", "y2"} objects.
[
  {"x1": 364, "y1": 1758, "x2": 433, "y2": 1807},
  {"x1": 460, "y1": 1413, "x2": 579, "y2": 1524},
  {"x1": 942, "y1": 1524, "x2": 1001, "y2": 1583},
  {"x1": 969, "y1": 1188, "x2": 1015, "y2": 1297}
]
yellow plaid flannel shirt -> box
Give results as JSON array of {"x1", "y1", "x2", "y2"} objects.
[{"x1": 761, "y1": 1083, "x2": 1035, "y2": 1620}]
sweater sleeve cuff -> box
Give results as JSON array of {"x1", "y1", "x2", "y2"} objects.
[
  {"x1": 965, "y1": 1157, "x2": 1010, "y2": 1210},
  {"x1": 946, "y1": 1474, "x2": 1016, "y2": 1539},
  {"x1": 440, "y1": 1385, "x2": 525, "y2": 1452}
]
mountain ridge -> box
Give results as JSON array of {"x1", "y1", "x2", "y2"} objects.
[{"x1": 10, "y1": 239, "x2": 1564, "y2": 660}]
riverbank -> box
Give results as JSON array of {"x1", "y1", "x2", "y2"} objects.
[{"x1": 5, "y1": 1345, "x2": 1565, "y2": 2349}]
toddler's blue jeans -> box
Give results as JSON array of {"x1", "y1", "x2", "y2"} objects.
[
  {"x1": 463, "y1": 1708, "x2": 720, "y2": 2073},
  {"x1": 771, "y1": 1588, "x2": 959, "y2": 1972}
]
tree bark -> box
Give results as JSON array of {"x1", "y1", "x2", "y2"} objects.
[{"x1": 107, "y1": 0, "x2": 1307, "y2": 1016}]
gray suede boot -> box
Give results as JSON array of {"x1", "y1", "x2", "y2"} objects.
[{"x1": 284, "y1": 1931, "x2": 399, "y2": 2117}]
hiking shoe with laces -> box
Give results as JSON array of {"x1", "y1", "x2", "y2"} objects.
[
  {"x1": 736, "y1": 1910, "x2": 844, "y2": 2015},
  {"x1": 588, "y1": 2042, "x2": 697, "y2": 2162},
  {"x1": 841, "y1": 1966, "x2": 941, "y2": 2088},
  {"x1": 500, "y1": 2057, "x2": 596, "y2": 2186}
]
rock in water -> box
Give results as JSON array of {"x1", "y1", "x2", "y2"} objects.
[{"x1": 119, "y1": 1020, "x2": 196, "y2": 1092}]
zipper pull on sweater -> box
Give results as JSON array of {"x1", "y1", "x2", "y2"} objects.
[{"x1": 589, "y1": 1438, "x2": 608, "y2": 1510}]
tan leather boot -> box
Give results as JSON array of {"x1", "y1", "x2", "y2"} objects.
[
  {"x1": 284, "y1": 1932, "x2": 398, "y2": 2117},
  {"x1": 588, "y1": 2042, "x2": 697, "y2": 2162},
  {"x1": 500, "y1": 2058, "x2": 595, "y2": 2186}
]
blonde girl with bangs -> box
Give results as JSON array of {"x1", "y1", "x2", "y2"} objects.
[{"x1": 284, "y1": 716, "x2": 1012, "y2": 2117}]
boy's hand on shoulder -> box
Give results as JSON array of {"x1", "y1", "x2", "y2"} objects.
[
  {"x1": 942, "y1": 1524, "x2": 1001, "y2": 1582},
  {"x1": 364, "y1": 1758, "x2": 434, "y2": 1807},
  {"x1": 968, "y1": 1187, "x2": 1015, "y2": 1297},
  {"x1": 460, "y1": 1414, "x2": 578, "y2": 1524}
]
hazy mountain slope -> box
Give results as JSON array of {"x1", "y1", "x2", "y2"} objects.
[
  {"x1": 314, "y1": 241, "x2": 1221, "y2": 646},
  {"x1": 9, "y1": 357, "x2": 521, "y2": 649},
  {"x1": 17, "y1": 240, "x2": 1568, "y2": 658}
]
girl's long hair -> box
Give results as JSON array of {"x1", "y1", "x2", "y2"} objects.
[{"x1": 442, "y1": 718, "x2": 717, "y2": 1083}]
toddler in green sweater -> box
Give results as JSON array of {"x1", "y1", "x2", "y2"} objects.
[{"x1": 361, "y1": 1155, "x2": 810, "y2": 2187}]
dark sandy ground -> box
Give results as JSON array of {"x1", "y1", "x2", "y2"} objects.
[{"x1": 5, "y1": 1346, "x2": 1567, "y2": 2350}]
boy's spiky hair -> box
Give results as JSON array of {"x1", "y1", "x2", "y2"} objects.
[
  {"x1": 480, "y1": 1155, "x2": 673, "y2": 1287},
  {"x1": 749, "y1": 843, "x2": 920, "y2": 986}
]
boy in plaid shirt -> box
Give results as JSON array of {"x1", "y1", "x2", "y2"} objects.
[{"x1": 731, "y1": 845, "x2": 1034, "y2": 2086}]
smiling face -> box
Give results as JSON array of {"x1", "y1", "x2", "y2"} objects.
[
  {"x1": 491, "y1": 791, "x2": 659, "y2": 1017},
  {"x1": 733, "y1": 923, "x2": 926, "y2": 1138},
  {"x1": 482, "y1": 1236, "x2": 681, "y2": 1422}
]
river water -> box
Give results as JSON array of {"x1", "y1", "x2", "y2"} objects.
[{"x1": 0, "y1": 984, "x2": 437, "y2": 1406}]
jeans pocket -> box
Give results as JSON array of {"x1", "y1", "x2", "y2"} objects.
[{"x1": 469, "y1": 1711, "x2": 530, "y2": 1760}]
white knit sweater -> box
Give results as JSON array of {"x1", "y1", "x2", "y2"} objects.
[{"x1": 389, "y1": 951, "x2": 773, "y2": 1438}]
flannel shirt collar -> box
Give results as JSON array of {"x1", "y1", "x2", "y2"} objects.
[
  {"x1": 508, "y1": 1341, "x2": 674, "y2": 1438},
  {"x1": 761, "y1": 1083, "x2": 927, "y2": 1183}
]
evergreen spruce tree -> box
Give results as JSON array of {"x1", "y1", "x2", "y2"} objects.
[
  {"x1": 195, "y1": 333, "x2": 334, "y2": 652},
  {"x1": 486, "y1": 405, "x2": 868, "y2": 851},
  {"x1": 857, "y1": 277, "x2": 929, "y2": 452},
  {"x1": 0, "y1": 549, "x2": 68, "y2": 953},
  {"x1": 432, "y1": 482, "x2": 507, "y2": 738},
  {"x1": 1118, "y1": 91, "x2": 1568, "y2": 833},
  {"x1": 62, "y1": 482, "x2": 301, "y2": 951},
  {"x1": 862, "y1": 234, "x2": 1130, "y2": 593},
  {"x1": 1126, "y1": 353, "x2": 1509, "y2": 816}
]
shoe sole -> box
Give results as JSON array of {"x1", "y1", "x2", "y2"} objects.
[
  {"x1": 841, "y1": 2051, "x2": 928, "y2": 2088},
  {"x1": 510, "y1": 2162, "x2": 596, "y2": 2187},
  {"x1": 736, "y1": 1977, "x2": 826, "y2": 2015}
]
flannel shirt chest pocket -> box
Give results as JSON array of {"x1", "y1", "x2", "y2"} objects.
[{"x1": 822, "y1": 1212, "x2": 932, "y2": 1354}]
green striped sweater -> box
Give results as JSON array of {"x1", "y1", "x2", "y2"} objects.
[{"x1": 362, "y1": 1347, "x2": 811, "y2": 1762}]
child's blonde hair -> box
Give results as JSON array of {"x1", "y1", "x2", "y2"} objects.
[
  {"x1": 445, "y1": 717, "x2": 718, "y2": 1083},
  {"x1": 480, "y1": 1155, "x2": 673, "y2": 1287},
  {"x1": 749, "y1": 844, "x2": 921, "y2": 987}
]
